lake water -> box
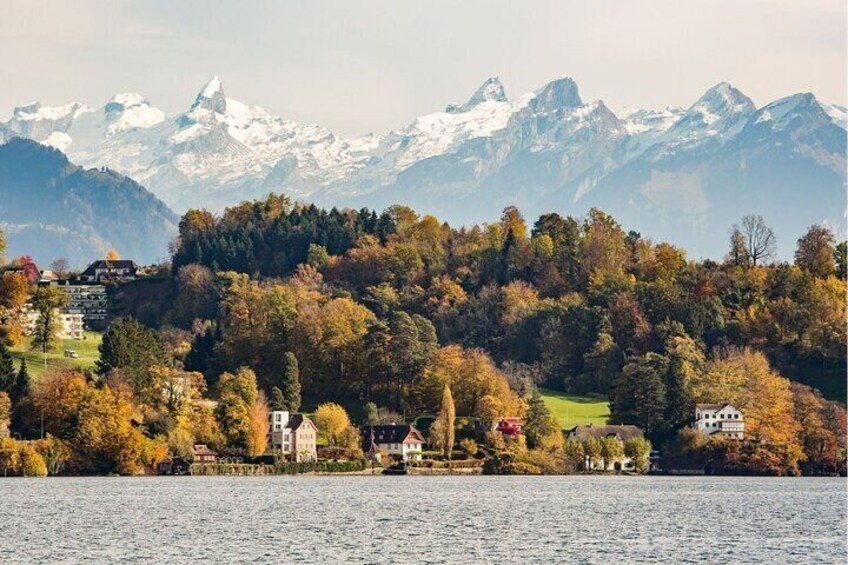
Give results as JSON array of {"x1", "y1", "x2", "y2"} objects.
[{"x1": 0, "y1": 476, "x2": 845, "y2": 564}]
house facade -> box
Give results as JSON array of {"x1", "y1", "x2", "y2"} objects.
[
  {"x1": 361, "y1": 424, "x2": 425, "y2": 461},
  {"x1": 21, "y1": 305, "x2": 84, "y2": 340},
  {"x1": 567, "y1": 424, "x2": 645, "y2": 471},
  {"x1": 192, "y1": 444, "x2": 217, "y2": 464},
  {"x1": 494, "y1": 417, "x2": 524, "y2": 437},
  {"x1": 58, "y1": 283, "x2": 109, "y2": 330},
  {"x1": 80, "y1": 259, "x2": 138, "y2": 284},
  {"x1": 267, "y1": 410, "x2": 318, "y2": 462},
  {"x1": 694, "y1": 404, "x2": 745, "y2": 440}
]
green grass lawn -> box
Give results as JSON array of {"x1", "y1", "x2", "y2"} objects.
[
  {"x1": 9, "y1": 331, "x2": 102, "y2": 380},
  {"x1": 540, "y1": 389, "x2": 610, "y2": 431}
]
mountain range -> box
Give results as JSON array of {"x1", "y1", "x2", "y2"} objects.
[
  {"x1": 0, "y1": 138, "x2": 178, "y2": 267},
  {"x1": 1, "y1": 76, "x2": 845, "y2": 259}
]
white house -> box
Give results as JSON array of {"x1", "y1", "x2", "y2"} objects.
[
  {"x1": 267, "y1": 410, "x2": 318, "y2": 462},
  {"x1": 22, "y1": 306, "x2": 84, "y2": 340},
  {"x1": 361, "y1": 424, "x2": 425, "y2": 461},
  {"x1": 694, "y1": 404, "x2": 744, "y2": 440}
]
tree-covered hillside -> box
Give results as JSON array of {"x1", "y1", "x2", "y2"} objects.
[
  {"x1": 0, "y1": 138, "x2": 178, "y2": 267},
  {"x1": 164, "y1": 194, "x2": 846, "y2": 405},
  {"x1": 2, "y1": 193, "x2": 845, "y2": 476}
]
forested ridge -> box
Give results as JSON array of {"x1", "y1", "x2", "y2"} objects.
[
  {"x1": 2, "y1": 192, "x2": 845, "y2": 476},
  {"x1": 168, "y1": 193, "x2": 846, "y2": 402}
]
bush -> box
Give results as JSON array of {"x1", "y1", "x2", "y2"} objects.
[
  {"x1": 459, "y1": 438, "x2": 478, "y2": 456},
  {"x1": 19, "y1": 444, "x2": 48, "y2": 477},
  {"x1": 521, "y1": 449, "x2": 565, "y2": 474},
  {"x1": 500, "y1": 461, "x2": 543, "y2": 475},
  {"x1": 318, "y1": 446, "x2": 358, "y2": 461},
  {"x1": 274, "y1": 459, "x2": 366, "y2": 474}
]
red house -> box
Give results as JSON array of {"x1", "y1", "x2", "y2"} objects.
[{"x1": 495, "y1": 418, "x2": 524, "y2": 437}]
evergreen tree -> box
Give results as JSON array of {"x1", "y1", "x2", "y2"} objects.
[
  {"x1": 269, "y1": 386, "x2": 286, "y2": 411},
  {"x1": 524, "y1": 389, "x2": 560, "y2": 449},
  {"x1": 0, "y1": 343, "x2": 15, "y2": 396},
  {"x1": 281, "y1": 352, "x2": 301, "y2": 412},
  {"x1": 610, "y1": 353, "x2": 669, "y2": 440},
  {"x1": 835, "y1": 241, "x2": 847, "y2": 280},
  {"x1": 97, "y1": 318, "x2": 168, "y2": 395},
  {"x1": 365, "y1": 321, "x2": 392, "y2": 404},
  {"x1": 12, "y1": 359, "x2": 29, "y2": 405},
  {"x1": 388, "y1": 312, "x2": 423, "y2": 410},
  {"x1": 364, "y1": 402, "x2": 379, "y2": 425}
]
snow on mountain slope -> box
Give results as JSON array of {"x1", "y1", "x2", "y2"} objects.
[
  {"x1": 645, "y1": 82, "x2": 755, "y2": 155},
  {"x1": 5, "y1": 102, "x2": 92, "y2": 146},
  {"x1": 621, "y1": 107, "x2": 685, "y2": 135},
  {"x1": 821, "y1": 103, "x2": 847, "y2": 128},
  {"x1": 1, "y1": 75, "x2": 845, "y2": 259},
  {"x1": 372, "y1": 77, "x2": 524, "y2": 172}
]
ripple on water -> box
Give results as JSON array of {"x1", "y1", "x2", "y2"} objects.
[{"x1": 0, "y1": 476, "x2": 845, "y2": 564}]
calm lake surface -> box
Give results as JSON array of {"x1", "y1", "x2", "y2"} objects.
[{"x1": 0, "y1": 476, "x2": 845, "y2": 564}]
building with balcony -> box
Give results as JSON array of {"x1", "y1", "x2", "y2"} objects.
[
  {"x1": 694, "y1": 404, "x2": 745, "y2": 440},
  {"x1": 58, "y1": 283, "x2": 108, "y2": 330}
]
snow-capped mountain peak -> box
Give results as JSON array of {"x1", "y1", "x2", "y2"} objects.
[
  {"x1": 655, "y1": 82, "x2": 755, "y2": 149},
  {"x1": 103, "y1": 93, "x2": 165, "y2": 136},
  {"x1": 191, "y1": 75, "x2": 227, "y2": 114},
  {"x1": 1, "y1": 74, "x2": 844, "y2": 260},
  {"x1": 464, "y1": 76, "x2": 507, "y2": 108},
  {"x1": 746, "y1": 92, "x2": 839, "y2": 140},
  {"x1": 5, "y1": 101, "x2": 92, "y2": 151},
  {"x1": 692, "y1": 81, "x2": 755, "y2": 118},
  {"x1": 10, "y1": 101, "x2": 91, "y2": 123},
  {"x1": 528, "y1": 76, "x2": 583, "y2": 112}
]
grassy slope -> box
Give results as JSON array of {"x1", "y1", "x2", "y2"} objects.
[
  {"x1": 9, "y1": 331, "x2": 102, "y2": 380},
  {"x1": 540, "y1": 389, "x2": 610, "y2": 431}
]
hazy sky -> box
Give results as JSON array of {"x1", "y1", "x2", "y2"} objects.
[{"x1": 0, "y1": 0, "x2": 845, "y2": 136}]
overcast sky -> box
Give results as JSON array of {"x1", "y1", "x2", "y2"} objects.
[{"x1": 0, "y1": 0, "x2": 845, "y2": 136}]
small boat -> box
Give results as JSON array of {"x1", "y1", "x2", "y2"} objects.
[{"x1": 382, "y1": 462, "x2": 408, "y2": 475}]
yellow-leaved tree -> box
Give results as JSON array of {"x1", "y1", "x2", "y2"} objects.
[
  {"x1": 693, "y1": 348, "x2": 800, "y2": 445},
  {"x1": 246, "y1": 392, "x2": 270, "y2": 458},
  {"x1": 314, "y1": 402, "x2": 351, "y2": 446}
]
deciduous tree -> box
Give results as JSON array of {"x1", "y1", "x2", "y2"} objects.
[
  {"x1": 214, "y1": 367, "x2": 260, "y2": 448},
  {"x1": 246, "y1": 391, "x2": 270, "y2": 458},
  {"x1": 314, "y1": 402, "x2": 351, "y2": 446},
  {"x1": 794, "y1": 224, "x2": 836, "y2": 278},
  {"x1": 29, "y1": 286, "x2": 69, "y2": 354},
  {"x1": 740, "y1": 215, "x2": 776, "y2": 266}
]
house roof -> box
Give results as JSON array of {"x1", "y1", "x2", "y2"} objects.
[
  {"x1": 192, "y1": 444, "x2": 216, "y2": 456},
  {"x1": 567, "y1": 424, "x2": 644, "y2": 442},
  {"x1": 696, "y1": 403, "x2": 740, "y2": 413},
  {"x1": 361, "y1": 425, "x2": 425, "y2": 449},
  {"x1": 82, "y1": 259, "x2": 138, "y2": 276},
  {"x1": 695, "y1": 403, "x2": 725, "y2": 411},
  {"x1": 285, "y1": 414, "x2": 315, "y2": 432}
]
